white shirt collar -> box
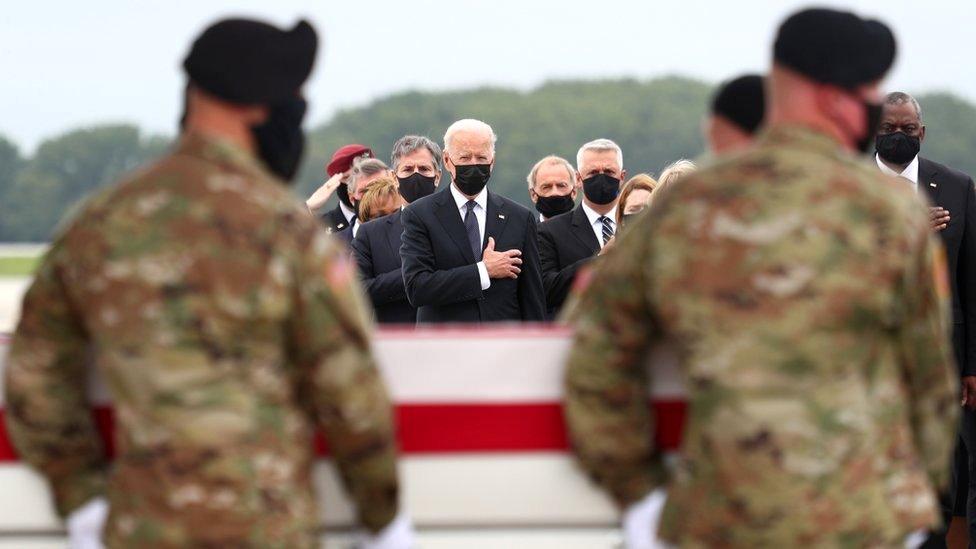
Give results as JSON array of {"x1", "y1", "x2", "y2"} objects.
[
  {"x1": 339, "y1": 200, "x2": 356, "y2": 223},
  {"x1": 450, "y1": 183, "x2": 488, "y2": 212},
  {"x1": 876, "y1": 153, "x2": 920, "y2": 186},
  {"x1": 581, "y1": 201, "x2": 617, "y2": 227}
]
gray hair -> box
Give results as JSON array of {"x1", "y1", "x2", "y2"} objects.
[
  {"x1": 444, "y1": 119, "x2": 497, "y2": 154},
  {"x1": 526, "y1": 155, "x2": 575, "y2": 190},
  {"x1": 576, "y1": 138, "x2": 623, "y2": 172},
  {"x1": 391, "y1": 135, "x2": 443, "y2": 172},
  {"x1": 349, "y1": 157, "x2": 390, "y2": 192},
  {"x1": 885, "y1": 91, "x2": 922, "y2": 121}
]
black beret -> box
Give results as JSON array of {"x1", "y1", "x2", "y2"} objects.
[
  {"x1": 183, "y1": 18, "x2": 318, "y2": 104},
  {"x1": 711, "y1": 74, "x2": 765, "y2": 134},
  {"x1": 774, "y1": 8, "x2": 896, "y2": 90}
]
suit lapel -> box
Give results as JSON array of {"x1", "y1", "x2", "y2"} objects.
[
  {"x1": 484, "y1": 192, "x2": 508, "y2": 247},
  {"x1": 917, "y1": 157, "x2": 942, "y2": 207},
  {"x1": 433, "y1": 191, "x2": 477, "y2": 264},
  {"x1": 384, "y1": 209, "x2": 403, "y2": 259},
  {"x1": 570, "y1": 205, "x2": 601, "y2": 254}
]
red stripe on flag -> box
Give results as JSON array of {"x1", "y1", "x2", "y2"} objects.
[{"x1": 0, "y1": 402, "x2": 686, "y2": 461}]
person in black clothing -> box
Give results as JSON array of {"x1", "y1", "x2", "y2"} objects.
[
  {"x1": 876, "y1": 91, "x2": 976, "y2": 545},
  {"x1": 351, "y1": 135, "x2": 443, "y2": 324},
  {"x1": 306, "y1": 143, "x2": 374, "y2": 233},
  {"x1": 527, "y1": 155, "x2": 578, "y2": 222},
  {"x1": 537, "y1": 138, "x2": 626, "y2": 317},
  {"x1": 400, "y1": 119, "x2": 545, "y2": 323}
]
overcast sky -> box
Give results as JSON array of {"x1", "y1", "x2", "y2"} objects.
[{"x1": 2, "y1": 0, "x2": 973, "y2": 152}]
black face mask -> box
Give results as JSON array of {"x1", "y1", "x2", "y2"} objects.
[
  {"x1": 582, "y1": 174, "x2": 621, "y2": 205},
  {"x1": 535, "y1": 194, "x2": 575, "y2": 219},
  {"x1": 251, "y1": 97, "x2": 307, "y2": 182},
  {"x1": 336, "y1": 182, "x2": 354, "y2": 209},
  {"x1": 856, "y1": 100, "x2": 884, "y2": 154},
  {"x1": 398, "y1": 173, "x2": 437, "y2": 203},
  {"x1": 876, "y1": 132, "x2": 921, "y2": 165},
  {"x1": 453, "y1": 163, "x2": 491, "y2": 196}
]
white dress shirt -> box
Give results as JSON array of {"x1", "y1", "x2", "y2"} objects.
[
  {"x1": 339, "y1": 200, "x2": 356, "y2": 224},
  {"x1": 876, "y1": 153, "x2": 919, "y2": 191},
  {"x1": 581, "y1": 201, "x2": 618, "y2": 249},
  {"x1": 450, "y1": 184, "x2": 491, "y2": 290}
]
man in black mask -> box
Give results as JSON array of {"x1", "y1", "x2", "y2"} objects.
[
  {"x1": 400, "y1": 118, "x2": 545, "y2": 323},
  {"x1": 351, "y1": 135, "x2": 442, "y2": 324},
  {"x1": 537, "y1": 138, "x2": 626, "y2": 317},
  {"x1": 877, "y1": 92, "x2": 976, "y2": 546},
  {"x1": 527, "y1": 155, "x2": 578, "y2": 222}
]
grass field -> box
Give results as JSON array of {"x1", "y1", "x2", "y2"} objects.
[{"x1": 0, "y1": 256, "x2": 40, "y2": 277}]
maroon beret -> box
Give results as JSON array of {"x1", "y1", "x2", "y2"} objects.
[{"x1": 326, "y1": 144, "x2": 374, "y2": 176}]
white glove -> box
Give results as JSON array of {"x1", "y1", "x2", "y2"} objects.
[
  {"x1": 622, "y1": 489, "x2": 671, "y2": 549},
  {"x1": 66, "y1": 497, "x2": 108, "y2": 549},
  {"x1": 903, "y1": 529, "x2": 928, "y2": 548},
  {"x1": 356, "y1": 511, "x2": 416, "y2": 549}
]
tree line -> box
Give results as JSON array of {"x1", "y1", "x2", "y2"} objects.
[{"x1": 2, "y1": 77, "x2": 975, "y2": 242}]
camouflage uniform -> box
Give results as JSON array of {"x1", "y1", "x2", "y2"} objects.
[
  {"x1": 4, "y1": 133, "x2": 399, "y2": 548},
  {"x1": 564, "y1": 125, "x2": 959, "y2": 547}
]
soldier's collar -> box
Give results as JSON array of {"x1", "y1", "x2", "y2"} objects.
[
  {"x1": 755, "y1": 125, "x2": 845, "y2": 157},
  {"x1": 176, "y1": 132, "x2": 270, "y2": 179}
]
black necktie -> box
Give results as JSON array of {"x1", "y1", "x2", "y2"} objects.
[
  {"x1": 464, "y1": 200, "x2": 481, "y2": 259},
  {"x1": 599, "y1": 215, "x2": 614, "y2": 245}
]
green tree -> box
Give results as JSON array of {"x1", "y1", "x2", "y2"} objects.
[
  {"x1": 4, "y1": 81, "x2": 976, "y2": 242},
  {"x1": 915, "y1": 92, "x2": 976, "y2": 178},
  {"x1": 295, "y1": 76, "x2": 711, "y2": 210},
  {"x1": 1, "y1": 125, "x2": 169, "y2": 241}
]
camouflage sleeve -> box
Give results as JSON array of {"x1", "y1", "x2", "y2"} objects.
[
  {"x1": 897, "y1": 223, "x2": 959, "y2": 491},
  {"x1": 287, "y1": 228, "x2": 399, "y2": 533},
  {"x1": 563, "y1": 221, "x2": 665, "y2": 508},
  {"x1": 3, "y1": 242, "x2": 107, "y2": 517}
]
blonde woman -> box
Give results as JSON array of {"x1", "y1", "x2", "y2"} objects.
[
  {"x1": 616, "y1": 173, "x2": 658, "y2": 227},
  {"x1": 651, "y1": 159, "x2": 697, "y2": 203},
  {"x1": 357, "y1": 177, "x2": 403, "y2": 223}
]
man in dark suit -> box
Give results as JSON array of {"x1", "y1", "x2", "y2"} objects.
[
  {"x1": 352, "y1": 135, "x2": 443, "y2": 324},
  {"x1": 527, "y1": 155, "x2": 577, "y2": 222},
  {"x1": 876, "y1": 91, "x2": 976, "y2": 545},
  {"x1": 537, "y1": 138, "x2": 626, "y2": 317},
  {"x1": 333, "y1": 158, "x2": 392, "y2": 244},
  {"x1": 401, "y1": 119, "x2": 545, "y2": 323},
  {"x1": 306, "y1": 143, "x2": 374, "y2": 233}
]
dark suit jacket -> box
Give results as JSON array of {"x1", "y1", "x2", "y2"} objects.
[
  {"x1": 320, "y1": 203, "x2": 352, "y2": 234},
  {"x1": 350, "y1": 210, "x2": 416, "y2": 324},
  {"x1": 334, "y1": 223, "x2": 354, "y2": 245},
  {"x1": 400, "y1": 188, "x2": 546, "y2": 323},
  {"x1": 917, "y1": 156, "x2": 976, "y2": 376},
  {"x1": 537, "y1": 204, "x2": 601, "y2": 316}
]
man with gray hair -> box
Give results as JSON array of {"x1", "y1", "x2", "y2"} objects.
[
  {"x1": 400, "y1": 118, "x2": 545, "y2": 323},
  {"x1": 527, "y1": 155, "x2": 577, "y2": 221},
  {"x1": 351, "y1": 135, "x2": 443, "y2": 324},
  {"x1": 338, "y1": 157, "x2": 393, "y2": 243},
  {"x1": 537, "y1": 138, "x2": 626, "y2": 316},
  {"x1": 876, "y1": 91, "x2": 976, "y2": 543}
]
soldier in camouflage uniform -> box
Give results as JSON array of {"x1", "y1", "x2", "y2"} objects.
[
  {"x1": 564, "y1": 9, "x2": 959, "y2": 548},
  {"x1": 4, "y1": 19, "x2": 409, "y2": 548}
]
